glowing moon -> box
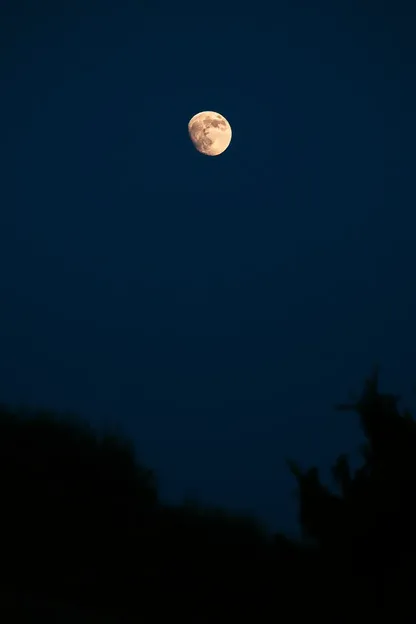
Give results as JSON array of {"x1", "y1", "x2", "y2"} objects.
[{"x1": 188, "y1": 111, "x2": 232, "y2": 156}]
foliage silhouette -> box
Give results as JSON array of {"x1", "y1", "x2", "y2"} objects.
[
  {"x1": 0, "y1": 404, "x2": 283, "y2": 622},
  {"x1": 2, "y1": 369, "x2": 416, "y2": 621},
  {"x1": 288, "y1": 367, "x2": 416, "y2": 619},
  {"x1": 0, "y1": 407, "x2": 155, "y2": 618}
]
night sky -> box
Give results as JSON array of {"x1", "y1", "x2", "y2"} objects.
[{"x1": 1, "y1": 0, "x2": 415, "y2": 534}]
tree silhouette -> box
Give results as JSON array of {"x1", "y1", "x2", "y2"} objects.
[
  {"x1": 2, "y1": 369, "x2": 416, "y2": 621},
  {"x1": 0, "y1": 404, "x2": 159, "y2": 621},
  {"x1": 288, "y1": 367, "x2": 416, "y2": 619},
  {"x1": 0, "y1": 404, "x2": 285, "y2": 622}
]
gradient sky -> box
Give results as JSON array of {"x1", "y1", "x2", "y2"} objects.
[{"x1": 1, "y1": 0, "x2": 415, "y2": 533}]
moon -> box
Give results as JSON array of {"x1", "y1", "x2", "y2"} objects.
[{"x1": 188, "y1": 111, "x2": 232, "y2": 156}]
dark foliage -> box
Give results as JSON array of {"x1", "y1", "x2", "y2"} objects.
[
  {"x1": 288, "y1": 367, "x2": 416, "y2": 620},
  {"x1": 1, "y1": 368, "x2": 415, "y2": 621}
]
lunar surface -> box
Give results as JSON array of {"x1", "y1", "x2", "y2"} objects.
[{"x1": 188, "y1": 111, "x2": 232, "y2": 156}]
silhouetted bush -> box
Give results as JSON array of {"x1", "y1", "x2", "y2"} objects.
[
  {"x1": 0, "y1": 404, "x2": 281, "y2": 621},
  {"x1": 2, "y1": 368, "x2": 416, "y2": 621},
  {"x1": 289, "y1": 368, "x2": 416, "y2": 619}
]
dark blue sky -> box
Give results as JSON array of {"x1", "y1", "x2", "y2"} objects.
[{"x1": 1, "y1": 0, "x2": 415, "y2": 533}]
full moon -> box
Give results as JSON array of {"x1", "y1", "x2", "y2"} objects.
[{"x1": 188, "y1": 111, "x2": 232, "y2": 156}]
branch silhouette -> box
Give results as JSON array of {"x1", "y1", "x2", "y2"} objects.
[{"x1": 1, "y1": 369, "x2": 416, "y2": 621}]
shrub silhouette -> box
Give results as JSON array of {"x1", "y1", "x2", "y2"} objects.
[
  {"x1": 2, "y1": 369, "x2": 416, "y2": 621},
  {"x1": 0, "y1": 405, "x2": 158, "y2": 620},
  {"x1": 288, "y1": 367, "x2": 416, "y2": 619},
  {"x1": 0, "y1": 404, "x2": 281, "y2": 621}
]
